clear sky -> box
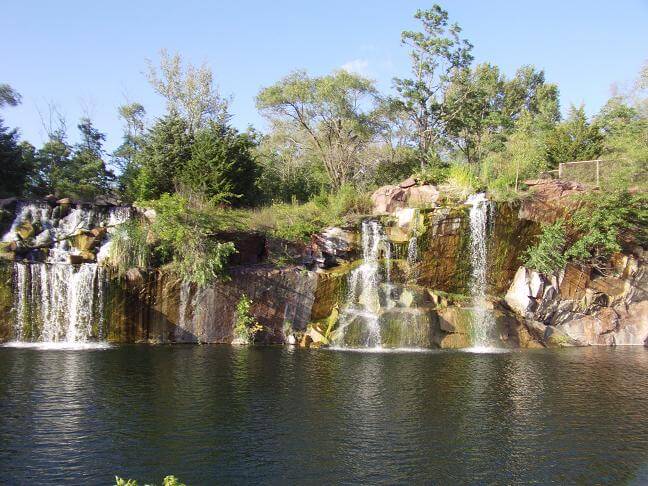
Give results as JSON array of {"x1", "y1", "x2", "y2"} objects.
[{"x1": 2, "y1": 0, "x2": 647, "y2": 152}]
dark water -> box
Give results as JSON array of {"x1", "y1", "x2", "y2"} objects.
[{"x1": 1, "y1": 345, "x2": 648, "y2": 485}]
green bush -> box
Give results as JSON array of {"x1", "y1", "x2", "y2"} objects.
[
  {"x1": 144, "y1": 193, "x2": 239, "y2": 286},
  {"x1": 115, "y1": 475, "x2": 185, "y2": 486},
  {"x1": 106, "y1": 219, "x2": 150, "y2": 275},
  {"x1": 522, "y1": 220, "x2": 568, "y2": 275},
  {"x1": 415, "y1": 164, "x2": 449, "y2": 185},
  {"x1": 234, "y1": 294, "x2": 264, "y2": 343}
]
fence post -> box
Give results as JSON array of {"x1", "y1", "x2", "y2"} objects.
[{"x1": 596, "y1": 160, "x2": 600, "y2": 187}]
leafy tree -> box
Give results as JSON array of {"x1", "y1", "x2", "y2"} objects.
[
  {"x1": 133, "y1": 115, "x2": 192, "y2": 200},
  {"x1": 179, "y1": 123, "x2": 259, "y2": 206},
  {"x1": 522, "y1": 220, "x2": 568, "y2": 275},
  {"x1": 392, "y1": 5, "x2": 474, "y2": 167},
  {"x1": 545, "y1": 105, "x2": 603, "y2": 167},
  {"x1": 147, "y1": 49, "x2": 229, "y2": 133},
  {"x1": 257, "y1": 70, "x2": 379, "y2": 189}
]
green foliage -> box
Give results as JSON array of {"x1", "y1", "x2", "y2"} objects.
[
  {"x1": 415, "y1": 163, "x2": 449, "y2": 185},
  {"x1": 545, "y1": 105, "x2": 603, "y2": 168},
  {"x1": 257, "y1": 70, "x2": 380, "y2": 188},
  {"x1": 524, "y1": 190, "x2": 647, "y2": 274},
  {"x1": 250, "y1": 186, "x2": 371, "y2": 242},
  {"x1": 234, "y1": 294, "x2": 263, "y2": 343},
  {"x1": 144, "y1": 193, "x2": 238, "y2": 286},
  {"x1": 115, "y1": 475, "x2": 185, "y2": 486},
  {"x1": 0, "y1": 118, "x2": 31, "y2": 197},
  {"x1": 565, "y1": 190, "x2": 647, "y2": 264},
  {"x1": 134, "y1": 115, "x2": 192, "y2": 200},
  {"x1": 522, "y1": 220, "x2": 568, "y2": 274},
  {"x1": 179, "y1": 123, "x2": 259, "y2": 205},
  {"x1": 392, "y1": 5, "x2": 473, "y2": 158},
  {"x1": 106, "y1": 219, "x2": 151, "y2": 275}
]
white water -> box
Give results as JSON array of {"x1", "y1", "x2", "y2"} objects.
[
  {"x1": 2, "y1": 202, "x2": 131, "y2": 344},
  {"x1": 466, "y1": 193, "x2": 497, "y2": 348},
  {"x1": 334, "y1": 221, "x2": 393, "y2": 348},
  {"x1": 407, "y1": 236, "x2": 419, "y2": 281},
  {"x1": 12, "y1": 262, "x2": 106, "y2": 343}
]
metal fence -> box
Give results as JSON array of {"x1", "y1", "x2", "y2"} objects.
[{"x1": 558, "y1": 159, "x2": 619, "y2": 187}]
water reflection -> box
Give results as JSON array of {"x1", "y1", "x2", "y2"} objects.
[{"x1": 1, "y1": 346, "x2": 648, "y2": 484}]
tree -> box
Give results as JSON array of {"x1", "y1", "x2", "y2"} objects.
[
  {"x1": 0, "y1": 83, "x2": 32, "y2": 197},
  {"x1": 256, "y1": 70, "x2": 380, "y2": 189},
  {"x1": 392, "y1": 5, "x2": 474, "y2": 167},
  {"x1": 113, "y1": 102, "x2": 146, "y2": 201},
  {"x1": 179, "y1": 123, "x2": 259, "y2": 206},
  {"x1": 444, "y1": 64, "x2": 559, "y2": 165},
  {"x1": 0, "y1": 84, "x2": 21, "y2": 108},
  {"x1": 134, "y1": 115, "x2": 192, "y2": 200},
  {"x1": 57, "y1": 118, "x2": 114, "y2": 199},
  {"x1": 0, "y1": 119, "x2": 29, "y2": 197},
  {"x1": 147, "y1": 49, "x2": 229, "y2": 133},
  {"x1": 545, "y1": 105, "x2": 603, "y2": 167}
]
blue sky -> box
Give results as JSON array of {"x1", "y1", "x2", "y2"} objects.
[{"x1": 2, "y1": 0, "x2": 647, "y2": 151}]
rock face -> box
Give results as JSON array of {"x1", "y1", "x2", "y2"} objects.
[
  {"x1": 519, "y1": 179, "x2": 586, "y2": 224},
  {"x1": 371, "y1": 182, "x2": 440, "y2": 214},
  {"x1": 505, "y1": 253, "x2": 648, "y2": 345},
  {"x1": 100, "y1": 265, "x2": 320, "y2": 344}
]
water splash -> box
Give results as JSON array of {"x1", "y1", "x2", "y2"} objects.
[
  {"x1": 11, "y1": 262, "x2": 107, "y2": 343},
  {"x1": 333, "y1": 221, "x2": 392, "y2": 348},
  {"x1": 466, "y1": 193, "x2": 497, "y2": 348}
]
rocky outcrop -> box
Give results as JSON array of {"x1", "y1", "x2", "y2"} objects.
[
  {"x1": 519, "y1": 179, "x2": 586, "y2": 224},
  {"x1": 505, "y1": 253, "x2": 648, "y2": 346},
  {"x1": 371, "y1": 181, "x2": 440, "y2": 214}
]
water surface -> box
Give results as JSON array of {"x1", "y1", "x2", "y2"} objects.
[{"x1": 1, "y1": 345, "x2": 647, "y2": 484}]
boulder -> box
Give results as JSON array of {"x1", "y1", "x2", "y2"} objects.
[
  {"x1": 16, "y1": 220, "x2": 35, "y2": 240},
  {"x1": 399, "y1": 176, "x2": 417, "y2": 189},
  {"x1": 0, "y1": 197, "x2": 18, "y2": 211},
  {"x1": 518, "y1": 179, "x2": 586, "y2": 224},
  {"x1": 371, "y1": 183, "x2": 440, "y2": 214},
  {"x1": 44, "y1": 194, "x2": 58, "y2": 204},
  {"x1": 71, "y1": 231, "x2": 101, "y2": 251},
  {"x1": 505, "y1": 266, "x2": 543, "y2": 316},
  {"x1": 371, "y1": 185, "x2": 407, "y2": 214},
  {"x1": 544, "y1": 325, "x2": 583, "y2": 347},
  {"x1": 407, "y1": 185, "x2": 439, "y2": 207},
  {"x1": 57, "y1": 197, "x2": 73, "y2": 205},
  {"x1": 559, "y1": 263, "x2": 591, "y2": 300}
]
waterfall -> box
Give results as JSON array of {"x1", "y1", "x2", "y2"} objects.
[
  {"x1": 2, "y1": 202, "x2": 131, "y2": 345},
  {"x1": 407, "y1": 236, "x2": 419, "y2": 281},
  {"x1": 466, "y1": 193, "x2": 496, "y2": 348},
  {"x1": 333, "y1": 220, "x2": 392, "y2": 348},
  {"x1": 10, "y1": 262, "x2": 107, "y2": 343}
]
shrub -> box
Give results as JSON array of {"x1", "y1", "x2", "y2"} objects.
[
  {"x1": 106, "y1": 219, "x2": 150, "y2": 275},
  {"x1": 115, "y1": 475, "x2": 185, "y2": 486},
  {"x1": 144, "y1": 193, "x2": 238, "y2": 286},
  {"x1": 522, "y1": 220, "x2": 568, "y2": 275},
  {"x1": 415, "y1": 164, "x2": 449, "y2": 185},
  {"x1": 234, "y1": 294, "x2": 264, "y2": 343}
]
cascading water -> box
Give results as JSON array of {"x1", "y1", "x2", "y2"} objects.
[
  {"x1": 2, "y1": 201, "x2": 130, "y2": 345},
  {"x1": 466, "y1": 193, "x2": 497, "y2": 348},
  {"x1": 332, "y1": 220, "x2": 392, "y2": 348},
  {"x1": 12, "y1": 262, "x2": 106, "y2": 343}
]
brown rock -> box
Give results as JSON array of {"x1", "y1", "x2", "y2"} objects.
[
  {"x1": 371, "y1": 185, "x2": 407, "y2": 214},
  {"x1": 560, "y1": 263, "x2": 591, "y2": 300},
  {"x1": 399, "y1": 176, "x2": 417, "y2": 189},
  {"x1": 57, "y1": 197, "x2": 73, "y2": 205},
  {"x1": 407, "y1": 185, "x2": 440, "y2": 207},
  {"x1": 518, "y1": 179, "x2": 586, "y2": 224}
]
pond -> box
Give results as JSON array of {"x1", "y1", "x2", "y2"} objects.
[{"x1": 1, "y1": 345, "x2": 647, "y2": 484}]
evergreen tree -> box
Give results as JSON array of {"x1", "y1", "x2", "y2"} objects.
[
  {"x1": 0, "y1": 118, "x2": 28, "y2": 197},
  {"x1": 545, "y1": 105, "x2": 603, "y2": 167},
  {"x1": 180, "y1": 123, "x2": 259, "y2": 205},
  {"x1": 134, "y1": 115, "x2": 192, "y2": 200}
]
